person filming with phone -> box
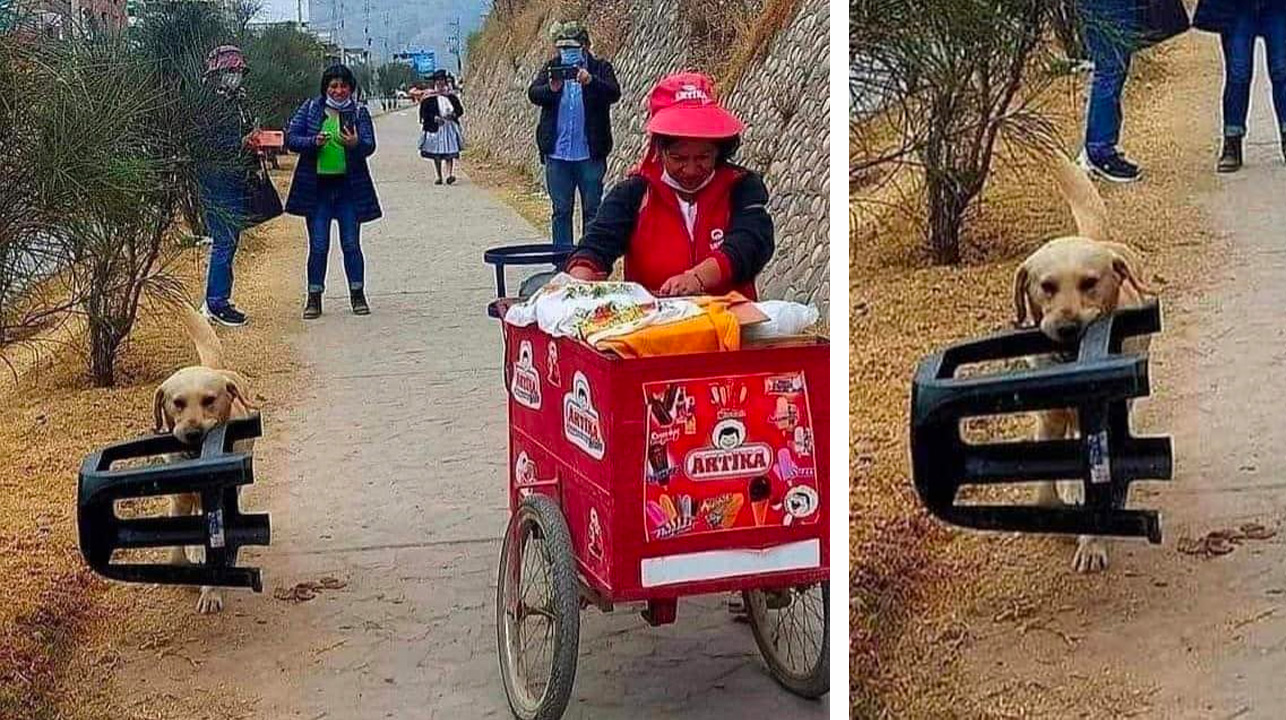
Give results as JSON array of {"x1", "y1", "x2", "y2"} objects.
[
  {"x1": 527, "y1": 20, "x2": 621, "y2": 249},
  {"x1": 285, "y1": 64, "x2": 383, "y2": 319}
]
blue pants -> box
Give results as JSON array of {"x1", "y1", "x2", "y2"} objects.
[
  {"x1": 306, "y1": 177, "x2": 365, "y2": 293},
  {"x1": 1221, "y1": 3, "x2": 1286, "y2": 136},
  {"x1": 545, "y1": 158, "x2": 606, "y2": 249},
  {"x1": 1082, "y1": 0, "x2": 1137, "y2": 160},
  {"x1": 200, "y1": 173, "x2": 245, "y2": 311}
]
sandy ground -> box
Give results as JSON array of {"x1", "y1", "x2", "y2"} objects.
[{"x1": 849, "y1": 29, "x2": 1286, "y2": 718}]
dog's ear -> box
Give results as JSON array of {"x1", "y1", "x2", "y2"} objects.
[
  {"x1": 153, "y1": 387, "x2": 170, "y2": 434},
  {"x1": 1103, "y1": 242, "x2": 1155, "y2": 298},
  {"x1": 1012, "y1": 263, "x2": 1031, "y2": 327},
  {"x1": 221, "y1": 370, "x2": 257, "y2": 414}
]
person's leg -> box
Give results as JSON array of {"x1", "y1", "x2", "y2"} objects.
[
  {"x1": 1221, "y1": 17, "x2": 1256, "y2": 138},
  {"x1": 335, "y1": 194, "x2": 366, "y2": 293},
  {"x1": 574, "y1": 158, "x2": 608, "y2": 237},
  {"x1": 1261, "y1": 3, "x2": 1286, "y2": 151},
  {"x1": 545, "y1": 158, "x2": 576, "y2": 248},
  {"x1": 304, "y1": 183, "x2": 336, "y2": 318},
  {"x1": 432, "y1": 158, "x2": 443, "y2": 183},
  {"x1": 445, "y1": 158, "x2": 456, "y2": 184},
  {"x1": 201, "y1": 175, "x2": 247, "y2": 326},
  {"x1": 1081, "y1": 0, "x2": 1135, "y2": 159}
]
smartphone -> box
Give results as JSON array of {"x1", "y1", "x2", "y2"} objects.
[{"x1": 547, "y1": 64, "x2": 579, "y2": 81}]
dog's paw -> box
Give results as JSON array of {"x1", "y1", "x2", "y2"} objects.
[
  {"x1": 196, "y1": 587, "x2": 224, "y2": 614},
  {"x1": 1072, "y1": 536, "x2": 1109, "y2": 573}
]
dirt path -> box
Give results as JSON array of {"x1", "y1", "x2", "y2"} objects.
[
  {"x1": 102, "y1": 106, "x2": 827, "y2": 719},
  {"x1": 942, "y1": 42, "x2": 1286, "y2": 719}
]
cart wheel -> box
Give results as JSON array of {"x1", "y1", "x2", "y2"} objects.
[
  {"x1": 496, "y1": 494, "x2": 580, "y2": 720},
  {"x1": 745, "y1": 582, "x2": 829, "y2": 699}
]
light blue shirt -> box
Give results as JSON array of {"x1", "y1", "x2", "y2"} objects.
[{"x1": 551, "y1": 48, "x2": 590, "y2": 162}]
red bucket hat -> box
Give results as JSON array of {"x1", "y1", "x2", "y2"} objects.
[
  {"x1": 644, "y1": 72, "x2": 744, "y2": 140},
  {"x1": 204, "y1": 45, "x2": 247, "y2": 75}
]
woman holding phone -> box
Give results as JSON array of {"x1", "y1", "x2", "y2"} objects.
[{"x1": 285, "y1": 64, "x2": 383, "y2": 319}]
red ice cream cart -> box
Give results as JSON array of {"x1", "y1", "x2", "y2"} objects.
[{"x1": 486, "y1": 245, "x2": 829, "y2": 720}]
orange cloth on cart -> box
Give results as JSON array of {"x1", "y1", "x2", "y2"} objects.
[{"x1": 595, "y1": 296, "x2": 741, "y2": 358}]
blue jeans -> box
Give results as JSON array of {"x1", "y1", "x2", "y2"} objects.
[
  {"x1": 200, "y1": 173, "x2": 245, "y2": 311},
  {"x1": 1221, "y1": 3, "x2": 1286, "y2": 136},
  {"x1": 1082, "y1": 0, "x2": 1137, "y2": 160},
  {"x1": 545, "y1": 157, "x2": 606, "y2": 249},
  {"x1": 306, "y1": 177, "x2": 365, "y2": 293}
]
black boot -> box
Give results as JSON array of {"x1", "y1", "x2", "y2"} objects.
[
  {"x1": 303, "y1": 291, "x2": 322, "y2": 319},
  {"x1": 1217, "y1": 135, "x2": 1243, "y2": 173},
  {"x1": 1280, "y1": 131, "x2": 1286, "y2": 163},
  {"x1": 350, "y1": 289, "x2": 370, "y2": 315}
]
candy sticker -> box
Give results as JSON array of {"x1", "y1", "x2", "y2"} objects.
[
  {"x1": 647, "y1": 493, "x2": 696, "y2": 539},
  {"x1": 510, "y1": 340, "x2": 542, "y2": 410},
  {"x1": 564, "y1": 372, "x2": 605, "y2": 460}
]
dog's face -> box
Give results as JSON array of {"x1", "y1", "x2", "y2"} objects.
[
  {"x1": 154, "y1": 367, "x2": 250, "y2": 446},
  {"x1": 1014, "y1": 237, "x2": 1149, "y2": 344}
]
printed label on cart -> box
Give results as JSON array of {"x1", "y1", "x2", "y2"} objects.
[
  {"x1": 643, "y1": 371, "x2": 820, "y2": 542},
  {"x1": 510, "y1": 341, "x2": 542, "y2": 410},
  {"x1": 564, "y1": 372, "x2": 605, "y2": 459}
]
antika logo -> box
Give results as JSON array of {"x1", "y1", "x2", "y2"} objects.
[
  {"x1": 684, "y1": 444, "x2": 773, "y2": 480},
  {"x1": 510, "y1": 340, "x2": 542, "y2": 410},
  {"x1": 564, "y1": 372, "x2": 605, "y2": 459}
]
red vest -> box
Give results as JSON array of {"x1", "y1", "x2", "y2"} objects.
[{"x1": 625, "y1": 162, "x2": 758, "y2": 300}]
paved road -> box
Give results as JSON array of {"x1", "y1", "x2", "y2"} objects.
[{"x1": 114, "y1": 106, "x2": 828, "y2": 719}]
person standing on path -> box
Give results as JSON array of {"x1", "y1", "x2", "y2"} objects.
[
  {"x1": 198, "y1": 45, "x2": 258, "y2": 327},
  {"x1": 1078, "y1": 0, "x2": 1144, "y2": 183},
  {"x1": 528, "y1": 20, "x2": 621, "y2": 248},
  {"x1": 419, "y1": 70, "x2": 465, "y2": 185},
  {"x1": 1194, "y1": 0, "x2": 1286, "y2": 172},
  {"x1": 285, "y1": 64, "x2": 382, "y2": 319}
]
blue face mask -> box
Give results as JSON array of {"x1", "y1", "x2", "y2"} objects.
[{"x1": 559, "y1": 48, "x2": 584, "y2": 65}]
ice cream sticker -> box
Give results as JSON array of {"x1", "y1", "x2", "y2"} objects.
[
  {"x1": 564, "y1": 372, "x2": 605, "y2": 459},
  {"x1": 643, "y1": 372, "x2": 820, "y2": 541},
  {"x1": 587, "y1": 507, "x2": 604, "y2": 560},
  {"x1": 510, "y1": 340, "x2": 542, "y2": 410}
]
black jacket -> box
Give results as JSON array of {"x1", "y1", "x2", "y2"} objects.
[
  {"x1": 420, "y1": 93, "x2": 464, "y2": 133},
  {"x1": 1193, "y1": 0, "x2": 1272, "y2": 34},
  {"x1": 527, "y1": 54, "x2": 621, "y2": 162},
  {"x1": 569, "y1": 167, "x2": 775, "y2": 285}
]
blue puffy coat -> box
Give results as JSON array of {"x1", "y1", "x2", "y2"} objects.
[{"x1": 284, "y1": 97, "x2": 383, "y2": 223}]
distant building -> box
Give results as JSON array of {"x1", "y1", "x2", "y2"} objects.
[{"x1": 4, "y1": 0, "x2": 126, "y2": 37}]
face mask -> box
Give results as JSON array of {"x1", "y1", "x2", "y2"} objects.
[
  {"x1": 219, "y1": 72, "x2": 243, "y2": 92},
  {"x1": 559, "y1": 48, "x2": 583, "y2": 65}
]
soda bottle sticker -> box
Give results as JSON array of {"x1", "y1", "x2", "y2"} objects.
[
  {"x1": 208, "y1": 508, "x2": 226, "y2": 549},
  {"x1": 1089, "y1": 430, "x2": 1111, "y2": 485}
]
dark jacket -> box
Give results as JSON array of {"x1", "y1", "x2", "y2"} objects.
[
  {"x1": 284, "y1": 97, "x2": 382, "y2": 223},
  {"x1": 566, "y1": 163, "x2": 774, "y2": 296},
  {"x1": 1193, "y1": 0, "x2": 1277, "y2": 34},
  {"x1": 420, "y1": 92, "x2": 464, "y2": 132},
  {"x1": 527, "y1": 54, "x2": 621, "y2": 162}
]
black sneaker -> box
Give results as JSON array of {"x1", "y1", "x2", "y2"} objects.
[
  {"x1": 303, "y1": 291, "x2": 322, "y2": 320},
  {"x1": 203, "y1": 303, "x2": 247, "y2": 327},
  {"x1": 1218, "y1": 135, "x2": 1243, "y2": 173},
  {"x1": 434, "y1": 177, "x2": 444, "y2": 185},
  {"x1": 1080, "y1": 149, "x2": 1141, "y2": 183},
  {"x1": 446, "y1": 175, "x2": 457, "y2": 185}
]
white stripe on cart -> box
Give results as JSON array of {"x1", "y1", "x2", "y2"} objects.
[{"x1": 639, "y1": 539, "x2": 820, "y2": 588}]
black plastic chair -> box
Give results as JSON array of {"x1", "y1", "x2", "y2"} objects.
[
  {"x1": 78, "y1": 414, "x2": 270, "y2": 591},
  {"x1": 909, "y1": 302, "x2": 1172, "y2": 542}
]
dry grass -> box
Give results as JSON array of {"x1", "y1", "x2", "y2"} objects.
[
  {"x1": 850, "y1": 35, "x2": 1227, "y2": 718},
  {"x1": 0, "y1": 162, "x2": 307, "y2": 719}
]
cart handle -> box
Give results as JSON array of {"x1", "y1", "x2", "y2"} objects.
[{"x1": 483, "y1": 243, "x2": 574, "y2": 300}]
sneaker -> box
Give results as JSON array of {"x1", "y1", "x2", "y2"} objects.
[
  {"x1": 446, "y1": 175, "x2": 457, "y2": 185},
  {"x1": 350, "y1": 289, "x2": 370, "y2": 315},
  {"x1": 434, "y1": 177, "x2": 444, "y2": 185},
  {"x1": 1079, "y1": 149, "x2": 1142, "y2": 183},
  {"x1": 204, "y1": 303, "x2": 247, "y2": 327}
]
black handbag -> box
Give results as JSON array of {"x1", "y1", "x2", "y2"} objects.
[
  {"x1": 1137, "y1": 0, "x2": 1191, "y2": 49},
  {"x1": 243, "y1": 156, "x2": 283, "y2": 229}
]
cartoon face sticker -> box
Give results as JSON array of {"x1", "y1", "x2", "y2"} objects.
[
  {"x1": 712, "y1": 419, "x2": 746, "y2": 450},
  {"x1": 515, "y1": 451, "x2": 536, "y2": 486},
  {"x1": 780, "y1": 486, "x2": 819, "y2": 526},
  {"x1": 564, "y1": 372, "x2": 605, "y2": 460}
]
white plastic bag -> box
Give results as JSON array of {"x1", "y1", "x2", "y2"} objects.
[
  {"x1": 744, "y1": 301, "x2": 820, "y2": 340},
  {"x1": 504, "y1": 273, "x2": 701, "y2": 344}
]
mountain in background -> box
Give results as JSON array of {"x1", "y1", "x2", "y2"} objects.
[{"x1": 305, "y1": 0, "x2": 487, "y2": 68}]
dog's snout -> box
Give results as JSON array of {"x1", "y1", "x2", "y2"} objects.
[
  {"x1": 1054, "y1": 322, "x2": 1081, "y2": 342},
  {"x1": 180, "y1": 428, "x2": 204, "y2": 444}
]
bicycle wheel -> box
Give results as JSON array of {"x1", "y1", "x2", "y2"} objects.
[
  {"x1": 496, "y1": 494, "x2": 581, "y2": 720},
  {"x1": 745, "y1": 581, "x2": 829, "y2": 699}
]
